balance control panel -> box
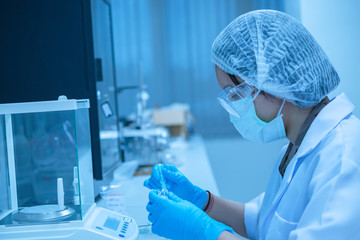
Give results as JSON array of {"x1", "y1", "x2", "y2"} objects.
[{"x1": 87, "y1": 207, "x2": 138, "y2": 240}]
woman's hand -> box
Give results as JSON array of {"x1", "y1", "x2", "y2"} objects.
[
  {"x1": 146, "y1": 190, "x2": 233, "y2": 240},
  {"x1": 144, "y1": 164, "x2": 208, "y2": 209}
]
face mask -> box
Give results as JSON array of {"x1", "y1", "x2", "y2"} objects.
[{"x1": 229, "y1": 96, "x2": 286, "y2": 143}]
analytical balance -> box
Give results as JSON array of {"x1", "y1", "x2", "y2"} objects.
[{"x1": 0, "y1": 98, "x2": 139, "y2": 240}]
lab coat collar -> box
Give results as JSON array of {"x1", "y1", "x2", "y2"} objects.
[{"x1": 285, "y1": 93, "x2": 354, "y2": 182}]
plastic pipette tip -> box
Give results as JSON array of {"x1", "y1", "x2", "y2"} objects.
[
  {"x1": 157, "y1": 164, "x2": 167, "y2": 190},
  {"x1": 157, "y1": 189, "x2": 169, "y2": 199}
]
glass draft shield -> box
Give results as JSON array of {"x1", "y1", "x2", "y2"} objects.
[{"x1": 0, "y1": 98, "x2": 94, "y2": 226}]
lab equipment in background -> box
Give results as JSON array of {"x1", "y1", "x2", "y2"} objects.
[
  {"x1": 115, "y1": 64, "x2": 182, "y2": 172},
  {"x1": 136, "y1": 63, "x2": 150, "y2": 128},
  {"x1": 122, "y1": 126, "x2": 177, "y2": 171},
  {"x1": 100, "y1": 125, "x2": 174, "y2": 169},
  {"x1": 0, "y1": 98, "x2": 138, "y2": 240},
  {"x1": 152, "y1": 103, "x2": 194, "y2": 139},
  {"x1": 116, "y1": 62, "x2": 150, "y2": 130}
]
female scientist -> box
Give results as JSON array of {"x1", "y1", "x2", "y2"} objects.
[{"x1": 144, "y1": 10, "x2": 360, "y2": 240}]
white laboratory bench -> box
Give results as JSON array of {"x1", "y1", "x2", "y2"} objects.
[{"x1": 97, "y1": 135, "x2": 219, "y2": 239}]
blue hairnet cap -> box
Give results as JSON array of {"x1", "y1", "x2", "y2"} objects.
[{"x1": 211, "y1": 10, "x2": 340, "y2": 108}]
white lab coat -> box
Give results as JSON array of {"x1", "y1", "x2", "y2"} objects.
[{"x1": 244, "y1": 93, "x2": 360, "y2": 240}]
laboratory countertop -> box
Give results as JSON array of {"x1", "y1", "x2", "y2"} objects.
[{"x1": 96, "y1": 135, "x2": 219, "y2": 239}]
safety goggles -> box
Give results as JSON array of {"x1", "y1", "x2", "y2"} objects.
[{"x1": 217, "y1": 75, "x2": 259, "y2": 118}]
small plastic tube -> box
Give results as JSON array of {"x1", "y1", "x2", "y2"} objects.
[
  {"x1": 158, "y1": 164, "x2": 166, "y2": 190},
  {"x1": 57, "y1": 178, "x2": 65, "y2": 210},
  {"x1": 157, "y1": 164, "x2": 168, "y2": 198}
]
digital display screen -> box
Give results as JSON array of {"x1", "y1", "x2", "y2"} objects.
[{"x1": 103, "y1": 217, "x2": 120, "y2": 231}]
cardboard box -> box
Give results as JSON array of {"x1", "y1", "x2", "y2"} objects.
[{"x1": 152, "y1": 104, "x2": 190, "y2": 138}]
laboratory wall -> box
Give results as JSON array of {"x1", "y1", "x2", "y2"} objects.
[{"x1": 300, "y1": 0, "x2": 360, "y2": 115}]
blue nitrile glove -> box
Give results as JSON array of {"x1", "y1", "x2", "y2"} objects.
[
  {"x1": 144, "y1": 164, "x2": 208, "y2": 209},
  {"x1": 146, "y1": 190, "x2": 233, "y2": 240}
]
